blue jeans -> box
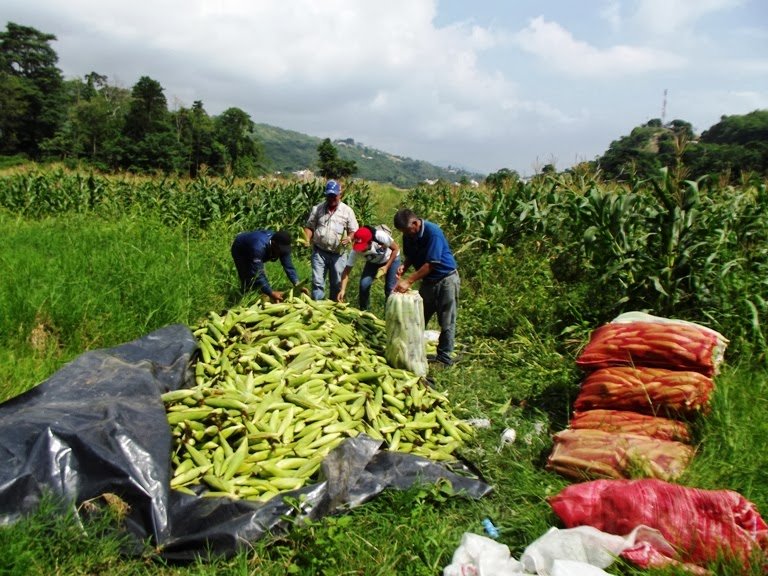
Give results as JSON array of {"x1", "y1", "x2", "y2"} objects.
[
  {"x1": 419, "y1": 271, "x2": 460, "y2": 364},
  {"x1": 311, "y1": 248, "x2": 348, "y2": 301},
  {"x1": 359, "y1": 256, "x2": 400, "y2": 310}
]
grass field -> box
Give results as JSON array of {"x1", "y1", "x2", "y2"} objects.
[{"x1": 1, "y1": 177, "x2": 767, "y2": 575}]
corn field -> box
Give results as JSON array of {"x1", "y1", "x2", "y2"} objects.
[
  {"x1": 0, "y1": 168, "x2": 376, "y2": 236},
  {"x1": 2, "y1": 166, "x2": 766, "y2": 360},
  {"x1": 405, "y1": 168, "x2": 768, "y2": 360}
]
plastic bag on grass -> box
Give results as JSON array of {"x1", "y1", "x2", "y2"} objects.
[
  {"x1": 0, "y1": 323, "x2": 197, "y2": 546},
  {"x1": 0, "y1": 324, "x2": 491, "y2": 559},
  {"x1": 443, "y1": 532, "x2": 524, "y2": 575},
  {"x1": 443, "y1": 526, "x2": 664, "y2": 575},
  {"x1": 385, "y1": 290, "x2": 428, "y2": 376},
  {"x1": 520, "y1": 525, "x2": 664, "y2": 575}
]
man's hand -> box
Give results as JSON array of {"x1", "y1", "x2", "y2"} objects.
[
  {"x1": 394, "y1": 278, "x2": 412, "y2": 293},
  {"x1": 292, "y1": 280, "x2": 309, "y2": 296},
  {"x1": 396, "y1": 264, "x2": 405, "y2": 278},
  {"x1": 336, "y1": 291, "x2": 346, "y2": 303},
  {"x1": 270, "y1": 290, "x2": 285, "y2": 302}
]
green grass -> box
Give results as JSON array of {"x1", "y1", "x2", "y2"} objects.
[
  {"x1": 1, "y1": 209, "x2": 767, "y2": 575},
  {"x1": 369, "y1": 182, "x2": 407, "y2": 224},
  {"x1": 0, "y1": 212, "x2": 317, "y2": 397},
  {"x1": 682, "y1": 362, "x2": 768, "y2": 503},
  {"x1": 0, "y1": 494, "x2": 137, "y2": 576}
]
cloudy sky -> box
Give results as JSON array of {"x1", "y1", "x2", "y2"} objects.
[{"x1": 4, "y1": 0, "x2": 767, "y2": 175}]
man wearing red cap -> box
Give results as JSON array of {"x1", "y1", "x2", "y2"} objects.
[{"x1": 337, "y1": 224, "x2": 400, "y2": 310}]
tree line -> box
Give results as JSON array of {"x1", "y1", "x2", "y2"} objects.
[
  {"x1": 0, "y1": 22, "x2": 357, "y2": 179},
  {"x1": 2, "y1": 21, "x2": 765, "y2": 183}
]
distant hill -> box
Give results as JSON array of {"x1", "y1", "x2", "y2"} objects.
[
  {"x1": 252, "y1": 123, "x2": 483, "y2": 188},
  {"x1": 592, "y1": 110, "x2": 768, "y2": 181}
]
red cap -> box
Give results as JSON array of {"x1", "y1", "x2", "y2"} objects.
[{"x1": 352, "y1": 227, "x2": 373, "y2": 251}]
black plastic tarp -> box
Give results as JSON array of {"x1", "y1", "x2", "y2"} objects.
[{"x1": 0, "y1": 324, "x2": 491, "y2": 559}]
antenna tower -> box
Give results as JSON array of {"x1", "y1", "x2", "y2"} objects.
[{"x1": 661, "y1": 89, "x2": 667, "y2": 125}]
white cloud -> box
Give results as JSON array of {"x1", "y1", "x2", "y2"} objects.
[
  {"x1": 31, "y1": 1, "x2": 541, "y2": 133},
  {"x1": 720, "y1": 90, "x2": 768, "y2": 111},
  {"x1": 631, "y1": 0, "x2": 746, "y2": 37},
  {"x1": 599, "y1": 0, "x2": 623, "y2": 33},
  {"x1": 514, "y1": 17, "x2": 686, "y2": 77}
]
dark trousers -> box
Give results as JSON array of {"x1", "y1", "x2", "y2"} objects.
[{"x1": 419, "y1": 271, "x2": 460, "y2": 364}]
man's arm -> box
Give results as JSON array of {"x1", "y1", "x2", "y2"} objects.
[
  {"x1": 409, "y1": 262, "x2": 432, "y2": 283},
  {"x1": 337, "y1": 265, "x2": 353, "y2": 302},
  {"x1": 347, "y1": 205, "x2": 359, "y2": 234},
  {"x1": 382, "y1": 238, "x2": 400, "y2": 272},
  {"x1": 395, "y1": 262, "x2": 432, "y2": 292},
  {"x1": 397, "y1": 256, "x2": 411, "y2": 277},
  {"x1": 394, "y1": 228, "x2": 438, "y2": 292},
  {"x1": 342, "y1": 205, "x2": 359, "y2": 246},
  {"x1": 303, "y1": 205, "x2": 318, "y2": 246},
  {"x1": 250, "y1": 260, "x2": 274, "y2": 296},
  {"x1": 280, "y1": 253, "x2": 300, "y2": 285}
]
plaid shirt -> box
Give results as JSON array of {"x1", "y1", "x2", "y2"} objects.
[{"x1": 306, "y1": 201, "x2": 359, "y2": 253}]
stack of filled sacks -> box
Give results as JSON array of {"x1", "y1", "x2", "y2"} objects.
[{"x1": 547, "y1": 312, "x2": 729, "y2": 481}]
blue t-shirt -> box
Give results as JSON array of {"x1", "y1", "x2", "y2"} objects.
[{"x1": 402, "y1": 219, "x2": 456, "y2": 282}]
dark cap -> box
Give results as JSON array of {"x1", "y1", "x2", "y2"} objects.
[{"x1": 271, "y1": 230, "x2": 292, "y2": 256}]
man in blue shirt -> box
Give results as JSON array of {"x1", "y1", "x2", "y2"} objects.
[
  {"x1": 393, "y1": 208, "x2": 460, "y2": 366},
  {"x1": 231, "y1": 230, "x2": 300, "y2": 301}
]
